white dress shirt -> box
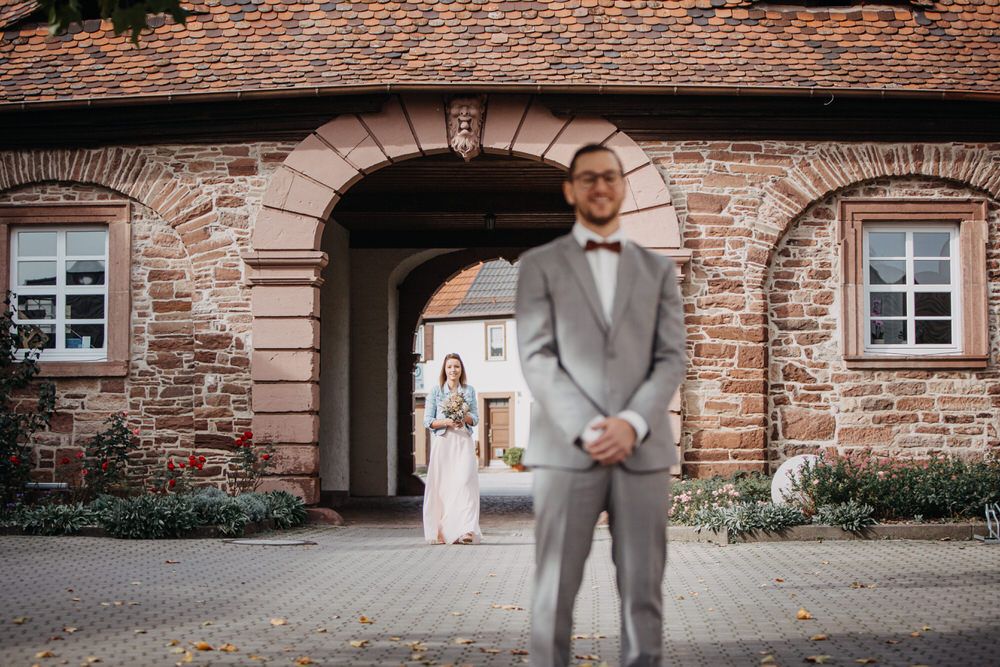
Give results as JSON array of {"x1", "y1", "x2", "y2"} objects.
[{"x1": 570, "y1": 222, "x2": 649, "y2": 446}]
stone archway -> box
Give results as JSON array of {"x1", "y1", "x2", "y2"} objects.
[{"x1": 246, "y1": 94, "x2": 685, "y2": 502}]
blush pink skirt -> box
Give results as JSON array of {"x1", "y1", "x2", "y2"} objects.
[{"x1": 423, "y1": 426, "x2": 482, "y2": 545}]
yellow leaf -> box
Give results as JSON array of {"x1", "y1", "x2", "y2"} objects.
[
  {"x1": 451, "y1": 612, "x2": 462, "y2": 616},
  {"x1": 359, "y1": 615, "x2": 374, "y2": 623},
  {"x1": 571, "y1": 634, "x2": 591, "y2": 640},
  {"x1": 63, "y1": 627, "x2": 78, "y2": 633},
  {"x1": 48, "y1": 635, "x2": 63, "y2": 641},
  {"x1": 479, "y1": 648, "x2": 501, "y2": 654},
  {"x1": 113, "y1": 602, "x2": 123, "y2": 607},
  {"x1": 85, "y1": 659, "x2": 101, "y2": 664},
  {"x1": 920, "y1": 626, "x2": 932, "y2": 631},
  {"x1": 575, "y1": 654, "x2": 600, "y2": 660},
  {"x1": 190, "y1": 641, "x2": 213, "y2": 651},
  {"x1": 761, "y1": 656, "x2": 776, "y2": 665},
  {"x1": 454, "y1": 637, "x2": 475, "y2": 644},
  {"x1": 811, "y1": 634, "x2": 828, "y2": 641},
  {"x1": 70, "y1": 598, "x2": 81, "y2": 602},
  {"x1": 13, "y1": 617, "x2": 27, "y2": 624},
  {"x1": 411, "y1": 654, "x2": 426, "y2": 660},
  {"x1": 511, "y1": 649, "x2": 529, "y2": 655},
  {"x1": 293, "y1": 658, "x2": 316, "y2": 665},
  {"x1": 170, "y1": 648, "x2": 186, "y2": 654},
  {"x1": 797, "y1": 608, "x2": 813, "y2": 620},
  {"x1": 349, "y1": 640, "x2": 368, "y2": 648},
  {"x1": 909, "y1": 632, "x2": 921, "y2": 638},
  {"x1": 388, "y1": 637, "x2": 400, "y2": 641},
  {"x1": 130, "y1": 581, "x2": 141, "y2": 586},
  {"x1": 201, "y1": 621, "x2": 212, "y2": 626},
  {"x1": 856, "y1": 660, "x2": 877, "y2": 664},
  {"x1": 316, "y1": 628, "x2": 327, "y2": 633},
  {"x1": 35, "y1": 651, "x2": 55, "y2": 658},
  {"x1": 165, "y1": 640, "x2": 179, "y2": 647},
  {"x1": 134, "y1": 629, "x2": 146, "y2": 634},
  {"x1": 249, "y1": 655, "x2": 269, "y2": 661},
  {"x1": 885, "y1": 640, "x2": 899, "y2": 644},
  {"x1": 219, "y1": 643, "x2": 238, "y2": 652},
  {"x1": 179, "y1": 651, "x2": 193, "y2": 664},
  {"x1": 805, "y1": 656, "x2": 832, "y2": 664},
  {"x1": 269, "y1": 618, "x2": 287, "y2": 626}
]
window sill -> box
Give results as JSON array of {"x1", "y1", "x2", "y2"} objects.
[
  {"x1": 35, "y1": 360, "x2": 128, "y2": 377},
  {"x1": 844, "y1": 355, "x2": 989, "y2": 370}
]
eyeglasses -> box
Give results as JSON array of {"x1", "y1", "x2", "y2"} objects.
[{"x1": 572, "y1": 171, "x2": 624, "y2": 189}]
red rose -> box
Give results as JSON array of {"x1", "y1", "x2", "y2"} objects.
[
  {"x1": 61, "y1": 457, "x2": 70, "y2": 464},
  {"x1": 133, "y1": 428, "x2": 140, "y2": 435},
  {"x1": 196, "y1": 464, "x2": 203, "y2": 470},
  {"x1": 235, "y1": 438, "x2": 244, "y2": 446},
  {"x1": 244, "y1": 431, "x2": 253, "y2": 439},
  {"x1": 189, "y1": 455, "x2": 196, "y2": 461},
  {"x1": 261, "y1": 454, "x2": 270, "y2": 460},
  {"x1": 179, "y1": 463, "x2": 186, "y2": 468},
  {"x1": 77, "y1": 452, "x2": 84, "y2": 458},
  {"x1": 198, "y1": 456, "x2": 206, "y2": 462},
  {"x1": 168, "y1": 463, "x2": 175, "y2": 470},
  {"x1": 10, "y1": 456, "x2": 19, "y2": 464},
  {"x1": 168, "y1": 479, "x2": 176, "y2": 488},
  {"x1": 102, "y1": 461, "x2": 109, "y2": 469}
]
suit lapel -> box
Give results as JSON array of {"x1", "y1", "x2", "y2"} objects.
[
  {"x1": 561, "y1": 237, "x2": 609, "y2": 333},
  {"x1": 609, "y1": 242, "x2": 638, "y2": 339}
]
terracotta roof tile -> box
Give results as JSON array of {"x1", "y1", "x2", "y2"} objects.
[{"x1": 1, "y1": 1, "x2": 998, "y2": 105}]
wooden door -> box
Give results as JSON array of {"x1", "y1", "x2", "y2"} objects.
[{"x1": 485, "y1": 398, "x2": 510, "y2": 463}]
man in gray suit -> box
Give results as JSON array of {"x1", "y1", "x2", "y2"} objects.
[{"x1": 516, "y1": 144, "x2": 686, "y2": 667}]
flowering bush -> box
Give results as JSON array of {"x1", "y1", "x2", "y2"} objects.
[
  {"x1": 1, "y1": 291, "x2": 56, "y2": 504},
  {"x1": 669, "y1": 472, "x2": 771, "y2": 525},
  {"x1": 79, "y1": 411, "x2": 138, "y2": 497},
  {"x1": 226, "y1": 431, "x2": 276, "y2": 496},
  {"x1": 789, "y1": 452, "x2": 1000, "y2": 521}
]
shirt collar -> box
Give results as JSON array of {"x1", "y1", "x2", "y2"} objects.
[{"x1": 572, "y1": 221, "x2": 627, "y2": 249}]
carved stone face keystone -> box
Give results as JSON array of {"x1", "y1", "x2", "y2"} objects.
[{"x1": 447, "y1": 96, "x2": 485, "y2": 161}]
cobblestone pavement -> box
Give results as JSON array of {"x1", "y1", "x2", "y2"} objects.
[{"x1": 2, "y1": 495, "x2": 999, "y2": 667}]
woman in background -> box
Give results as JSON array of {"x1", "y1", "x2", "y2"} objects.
[{"x1": 422, "y1": 353, "x2": 482, "y2": 545}]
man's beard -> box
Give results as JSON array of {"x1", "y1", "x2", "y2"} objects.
[
  {"x1": 451, "y1": 131, "x2": 478, "y2": 158},
  {"x1": 577, "y1": 205, "x2": 619, "y2": 227}
]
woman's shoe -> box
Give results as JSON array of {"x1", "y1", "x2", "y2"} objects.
[{"x1": 459, "y1": 533, "x2": 475, "y2": 545}]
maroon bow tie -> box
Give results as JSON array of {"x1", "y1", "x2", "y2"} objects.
[{"x1": 584, "y1": 239, "x2": 622, "y2": 253}]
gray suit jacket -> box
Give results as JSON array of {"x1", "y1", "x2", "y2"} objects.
[{"x1": 516, "y1": 233, "x2": 686, "y2": 472}]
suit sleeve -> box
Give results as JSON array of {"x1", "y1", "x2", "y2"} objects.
[
  {"x1": 623, "y1": 260, "x2": 686, "y2": 437},
  {"x1": 516, "y1": 253, "x2": 604, "y2": 444}
]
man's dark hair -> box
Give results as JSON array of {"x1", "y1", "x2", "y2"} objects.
[{"x1": 566, "y1": 144, "x2": 624, "y2": 181}]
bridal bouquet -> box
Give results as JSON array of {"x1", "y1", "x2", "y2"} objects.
[{"x1": 442, "y1": 391, "x2": 470, "y2": 425}]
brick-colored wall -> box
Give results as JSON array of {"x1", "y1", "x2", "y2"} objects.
[
  {"x1": 2, "y1": 138, "x2": 998, "y2": 492},
  {"x1": 642, "y1": 140, "x2": 1000, "y2": 477}
]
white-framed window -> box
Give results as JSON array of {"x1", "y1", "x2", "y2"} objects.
[
  {"x1": 863, "y1": 225, "x2": 960, "y2": 355},
  {"x1": 10, "y1": 226, "x2": 109, "y2": 361},
  {"x1": 485, "y1": 321, "x2": 506, "y2": 361},
  {"x1": 414, "y1": 324, "x2": 425, "y2": 362}
]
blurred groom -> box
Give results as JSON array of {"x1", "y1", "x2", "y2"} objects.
[{"x1": 516, "y1": 144, "x2": 686, "y2": 667}]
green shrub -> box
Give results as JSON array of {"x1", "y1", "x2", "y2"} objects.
[
  {"x1": 188, "y1": 487, "x2": 250, "y2": 536},
  {"x1": 80, "y1": 412, "x2": 138, "y2": 498},
  {"x1": 670, "y1": 475, "x2": 769, "y2": 525},
  {"x1": 501, "y1": 447, "x2": 524, "y2": 467},
  {"x1": 237, "y1": 492, "x2": 273, "y2": 523},
  {"x1": 20, "y1": 502, "x2": 95, "y2": 535},
  {"x1": 693, "y1": 501, "x2": 806, "y2": 539},
  {"x1": 101, "y1": 494, "x2": 199, "y2": 539},
  {"x1": 814, "y1": 501, "x2": 876, "y2": 532},
  {"x1": 265, "y1": 490, "x2": 307, "y2": 529},
  {"x1": 790, "y1": 452, "x2": 1000, "y2": 521},
  {"x1": 1, "y1": 292, "x2": 56, "y2": 504}
]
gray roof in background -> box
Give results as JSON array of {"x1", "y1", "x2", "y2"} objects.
[{"x1": 449, "y1": 259, "x2": 518, "y2": 317}]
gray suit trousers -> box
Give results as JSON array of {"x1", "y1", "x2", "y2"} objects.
[{"x1": 531, "y1": 466, "x2": 671, "y2": 667}]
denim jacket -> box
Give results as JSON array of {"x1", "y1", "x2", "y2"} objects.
[{"x1": 423, "y1": 383, "x2": 479, "y2": 437}]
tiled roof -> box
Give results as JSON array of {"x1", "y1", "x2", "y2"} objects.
[
  {"x1": 2, "y1": 1, "x2": 998, "y2": 106},
  {"x1": 424, "y1": 260, "x2": 517, "y2": 320}
]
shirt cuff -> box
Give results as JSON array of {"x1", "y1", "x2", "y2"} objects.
[
  {"x1": 578, "y1": 415, "x2": 605, "y2": 447},
  {"x1": 617, "y1": 410, "x2": 648, "y2": 445}
]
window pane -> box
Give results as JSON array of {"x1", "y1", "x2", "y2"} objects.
[
  {"x1": 914, "y1": 260, "x2": 950, "y2": 285},
  {"x1": 871, "y1": 319, "x2": 907, "y2": 345},
  {"x1": 66, "y1": 294, "x2": 105, "y2": 319},
  {"x1": 66, "y1": 230, "x2": 106, "y2": 256},
  {"x1": 19, "y1": 324, "x2": 54, "y2": 350},
  {"x1": 869, "y1": 292, "x2": 905, "y2": 317},
  {"x1": 17, "y1": 295, "x2": 55, "y2": 320},
  {"x1": 66, "y1": 260, "x2": 106, "y2": 286},
  {"x1": 65, "y1": 324, "x2": 104, "y2": 349},
  {"x1": 868, "y1": 232, "x2": 905, "y2": 257},
  {"x1": 915, "y1": 320, "x2": 951, "y2": 345},
  {"x1": 869, "y1": 260, "x2": 905, "y2": 285},
  {"x1": 915, "y1": 293, "x2": 951, "y2": 317},
  {"x1": 17, "y1": 261, "x2": 57, "y2": 286},
  {"x1": 17, "y1": 231, "x2": 56, "y2": 256},
  {"x1": 913, "y1": 232, "x2": 950, "y2": 258}
]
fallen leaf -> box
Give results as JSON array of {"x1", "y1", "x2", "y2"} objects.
[
  {"x1": 594, "y1": 634, "x2": 607, "y2": 639},
  {"x1": 454, "y1": 638, "x2": 475, "y2": 644},
  {"x1": 170, "y1": 648, "x2": 186, "y2": 655},
  {"x1": 178, "y1": 651, "x2": 193, "y2": 664},
  {"x1": 269, "y1": 619, "x2": 287, "y2": 626},
  {"x1": 920, "y1": 626, "x2": 932, "y2": 631},
  {"x1": 760, "y1": 656, "x2": 776, "y2": 665},
  {"x1": 249, "y1": 655, "x2": 269, "y2": 661},
  {"x1": 797, "y1": 608, "x2": 813, "y2": 620},
  {"x1": 85, "y1": 659, "x2": 101, "y2": 664},
  {"x1": 388, "y1": 637, "x2": 400, "y2": 642},
  {"x1": 510, "y1": 649, "x2": 529, "y2": 655},
  {"x1": 113, "y1": 602, "x2": 123, "y2": 607},
  {"x1": 821, "y1": 561, "x2": 830, "y2": 565},
  {"x1": 909, "y1": 632, "x2": 921, "y2": 638},
  {"x1": 128, "y1": 602, "x2": 140, "y2": 606},
  {"x1": 810, "y1": 634, "x2": 828, "y2": 641},
  {"x1": 677, "y1": 595, "x2": 684, "y2": 600},
  {"x1": 315, "y1": 628, "x2": 327, "y2": 633},
  {"x1": 130, "y1": 582, "x2": 141, "y2": 586},
  {"x1": 411, "y1": 654, "x2": 426, "y2": 660},
  {"x1": 219, "y1": 643, "x2": 238, "y2": 652},
  {"x1": 359, "y1": 615, "x2": 374, "y2": 624},
  {"x1": 13, "y1": 617, "x2": 27, "y2": 624},
  {"x1": 451, "y1": 612, "x2": 462, "y2": 616},
  {"x1": 885, "y1": 640, "x2": 899, "y2": 644},
  {"x1": 575, "y1": 655, "x2": 600, "y2": 660},
  {"x1": 349, "y1": 640, "x2": 368, "y2": 648},
  {"x1": 63, "y1": 628, "x2": 78, "y2": 634},
  {"x1": 479, "y1": 648, "x2": 501, "y2": 654},
  {"x1": 165, "y1": 640, "x2": 179, "y2": 647},
  {"x1": 856, "y1": 660, "x2": 877, "y2": 664},
  {"x1": 35, "y1": 651, "x2": 55, "y2": 658},
  {"x1": 491, "y1": 605, "x2": 524, "y2": 610},
  {"x1": 201, "y1": 621, "x2": 212, "y2": 626},
  {"x1": 48, "y1": 636, "x2": 63, "y2": 641},
  {"x1": 165, "y1": 560, "x2": 180, "y2": 564},
  {"x1": 572, "y1": 634, "x2": 591, "y2": 640},
  {"x1": 775, "y1": 578, "x2": 784, "y2": 582},
  {"x1": 488, "y1": 573, "x2": 496, "y2": 577},
  {"x1": 293, "y1": 658, "x2": 316, "y2": 665},
  {"x1": 70, "y1": 598, "x2": 81, "y2": 602},
  {"x1": 806, "y1": 656, "x2": 832, "y2": 664}
]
